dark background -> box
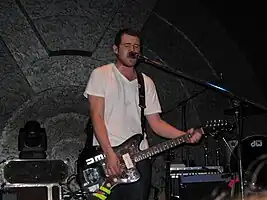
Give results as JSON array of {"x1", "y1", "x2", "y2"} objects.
[{"x1": 200, "y1": 0, "x2": 267, "y2": 96}]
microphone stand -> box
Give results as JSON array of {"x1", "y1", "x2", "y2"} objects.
[{"x1": 138, "y1": 56, "x2": 267, "y2": 200}]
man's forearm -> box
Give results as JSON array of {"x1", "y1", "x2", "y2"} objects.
[
  {"x1": 91, "y1": 115, "x2": 113, "y2": 155},
  {"x1": 152, "y1": 119, "x2": 186, "y2": 139}
]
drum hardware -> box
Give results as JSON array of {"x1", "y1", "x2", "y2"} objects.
[
  {"x1": 224, "y1": 99, "x2": 267, "y2": 200},
  {"x1": 225, "y1": 139, "x2": 238, "y2": 169},
  {"x1": 219, "y1": 101, "x2": 265, "y2": 199},
  {"x1": 215, "y1": 139, "x2": 221, "y2": 166},
  {"x1": 217, "y1": 134, "x2": 237, "y2": 171},
  {"x1": 203, "y1": 140, "x2": 220, "y2": 167},
  {"x1": 203, "y1": 135, "x2": 209, "y2": 166},
  {"x1": 229, "y1": 135, "x2": 267, "y2": 174},
  {"x1": 223, "y1": 136, "x2": 267, "y2": 198},
  {"x1": 245, "y1": 154, "x2": 267, "y2": 193}
]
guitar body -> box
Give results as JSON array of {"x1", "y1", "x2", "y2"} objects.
[{"x1": 77, "y1": 134, "x2": 144, "y2": 193}]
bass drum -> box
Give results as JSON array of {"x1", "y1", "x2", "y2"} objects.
[
  {"x1": 246, "y1": 154, "x2": 267, "y2": 192},
  {"x1": 230, "y1": 135, "x2": 267, "y2": 191},
  {"x1": 230, "y1": 135, "x2": 267, "y2": 173}
]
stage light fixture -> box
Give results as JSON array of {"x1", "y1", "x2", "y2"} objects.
[{"x1": 18, "y1": 120, "x2": 47, "y2": 159}]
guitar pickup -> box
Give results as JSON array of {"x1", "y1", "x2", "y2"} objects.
[{"x1": 122, "y1": 153, "x2": 134, "y2": 169}]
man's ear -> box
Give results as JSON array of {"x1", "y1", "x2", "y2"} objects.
[{"x1": 113, "y1": 45, "x2": 118, "y2": 54}]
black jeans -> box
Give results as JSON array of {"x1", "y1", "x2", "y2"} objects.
[{"x1": 108, "y1": 159, "x2": 152, "y2": 200}]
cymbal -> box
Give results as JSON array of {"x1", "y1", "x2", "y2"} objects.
[{"x1": 224, "y1": 102, "x2": 267, "y2": 117}]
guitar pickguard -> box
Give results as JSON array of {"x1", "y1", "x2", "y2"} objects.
[{"x1": 77, "y1": 134, "x2": 143, "y2": 193}]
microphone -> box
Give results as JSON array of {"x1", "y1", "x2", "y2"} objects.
[
  {"x1": 128, "y1": 52, "x2": 140, "y2": 59},
  {"x1": 128, "y1": 52, "x2": 162, "y2": 66}
]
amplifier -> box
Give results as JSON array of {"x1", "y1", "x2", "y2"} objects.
[
  {"x1": 169, "y1": 165, "x2": 231, "y2": 200},
  {"x1": 170, "y1": 165, "x2": 224, "y2": 176},
  {"x1": 1, "y1": 183, "x2": 61, "y2": 200}
]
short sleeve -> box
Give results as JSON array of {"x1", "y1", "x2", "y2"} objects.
[
  {"x1": 144, "y1": 75, "x2": 162, "y2": 115},
  {"x1": 83, "y1": 68, "x2": 106, "y2": 98}
]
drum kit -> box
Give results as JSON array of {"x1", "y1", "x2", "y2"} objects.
[
  {"x1": 221, "y1": 103, "x2": 267, "y2": 198},
  {"x1": 227, "y1": 134, "x2": 267, "y2": 194}
]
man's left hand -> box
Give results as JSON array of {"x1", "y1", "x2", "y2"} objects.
[{"x1": 186, "y1": 128, "x2": 203, "y2": 143}]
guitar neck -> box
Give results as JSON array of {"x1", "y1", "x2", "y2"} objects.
[
  {"x1": 134, "y1": 133, "x2": 191, "y2": 162},
  {"x1": 133, "y1": 119, "x2": 232, "y2": 163}
]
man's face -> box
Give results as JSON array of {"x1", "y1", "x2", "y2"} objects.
[{"x1": 113, "y1": 33, "x2": 141, "y2": 67}]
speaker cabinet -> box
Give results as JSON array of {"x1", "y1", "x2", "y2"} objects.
[{"x1": 171, "y1": 174, "x2": 231, "y2": 200}]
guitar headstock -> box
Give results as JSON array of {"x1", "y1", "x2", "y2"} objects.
[{"x1": 202, "y1": 119, "x2": 235, "y2": 137}]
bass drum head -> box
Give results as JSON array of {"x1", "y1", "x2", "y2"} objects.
[
  {"x1": 230, "y1": 135, "x2": 267, "y2": 173},
  {"x1": 246, "y1": 154, "x2": 267, "y2": 192}
]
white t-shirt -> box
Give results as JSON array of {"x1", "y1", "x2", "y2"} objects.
[{"x1": 83, "y1": 63, "x2": 162, "y2": 149}]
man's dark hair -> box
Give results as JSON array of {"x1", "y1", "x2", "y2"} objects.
[{"x1": 114, "y1": 28, "x2": 141, "y2": 47}]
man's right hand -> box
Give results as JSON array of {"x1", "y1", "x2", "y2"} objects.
[{"x1": 105, "y1": 150, "x2": 121, "y2": 176}]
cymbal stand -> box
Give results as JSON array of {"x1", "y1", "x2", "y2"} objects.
[
  {"x1": 203, "y1": 135, "x2": 209, "y2": 166},
  {"x1": 232, "y1": 100, "x2": 245, "y2": 200}
]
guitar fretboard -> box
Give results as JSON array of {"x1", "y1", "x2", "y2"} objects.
[
  {"x1": 133, "y1": 119, "x2": 232, "y2": 163},
  {"x1": 134, "y1": 133, "x2": 192, "y2": 162}
]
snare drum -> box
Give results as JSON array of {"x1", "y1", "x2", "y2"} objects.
[{"x1": 229, "y1": 135, "x2": 267, "y2": 173}]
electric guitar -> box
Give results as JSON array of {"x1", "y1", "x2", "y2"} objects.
[{"x1": 76, "y1": 119, "x2": 234, "y2": 198}]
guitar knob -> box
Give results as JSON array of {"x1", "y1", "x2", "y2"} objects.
[{"x1": 113, "y1": 177, "x2": 118, "y2": 182}]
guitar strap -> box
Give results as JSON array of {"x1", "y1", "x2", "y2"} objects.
[{"x1": 136, "y1": 71, "x2": 147, "y2": 140}]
